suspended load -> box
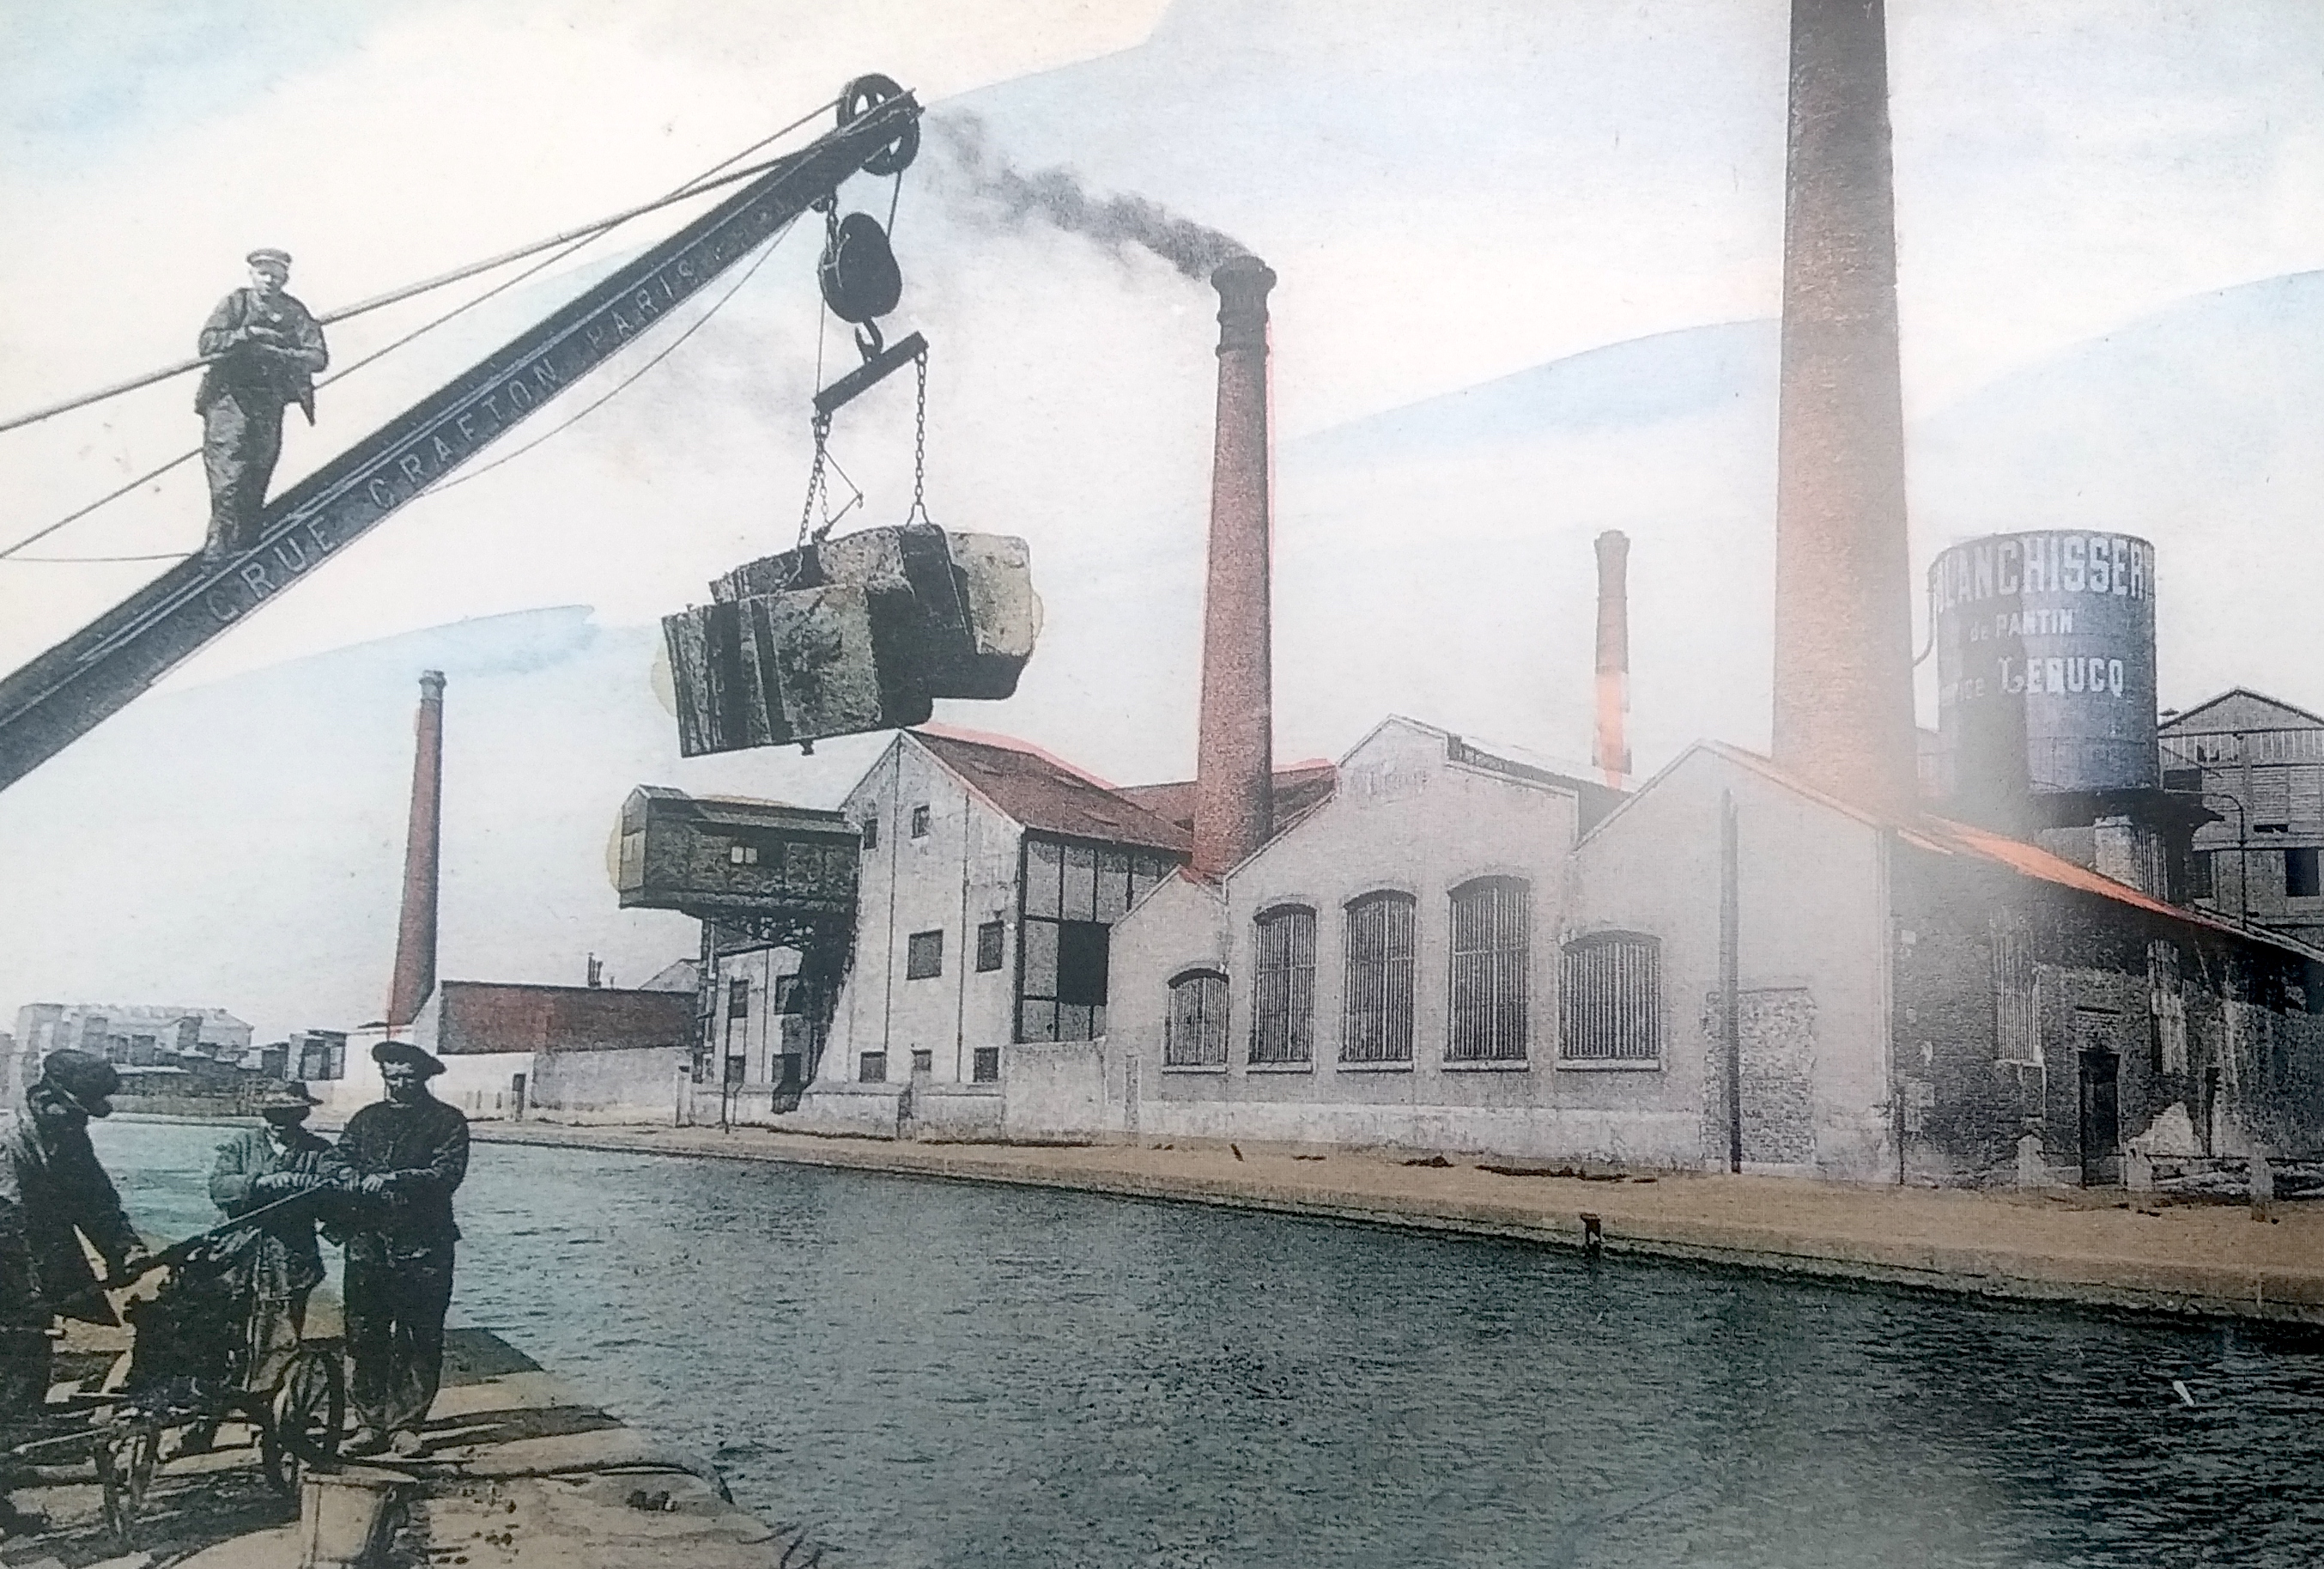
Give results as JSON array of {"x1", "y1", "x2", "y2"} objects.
[
  {"x1": 659, "y1": 78, "x2": 1041, "y2": 758},
  {"x1": 663, "y1": 521, "x2": 1042, "y2": 756}
]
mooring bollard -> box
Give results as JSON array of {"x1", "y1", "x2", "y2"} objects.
[{"x1": 1581, "y1": 1213, "x2": 1603, "y2": 1258}]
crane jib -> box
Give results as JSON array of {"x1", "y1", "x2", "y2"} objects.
[{"x1": 0, "y1": 88, "x2": 922, "y2": 794}]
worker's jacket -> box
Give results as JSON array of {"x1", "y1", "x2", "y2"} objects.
[
  {"x1": 209, "y1": 1125, "x2": 350, "y2": 1301},
  {"x1": 337, "y1": 1096, "x2": 470, "y2": 1260},
  {"x1": 194, "y1": 287, "x2": 328, "y2": 423},
  {"x1": 0, "y1": 1112, "x2": 143, "y2": 1326}
]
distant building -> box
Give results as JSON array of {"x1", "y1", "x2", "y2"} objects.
[
  {"x1": 370, "y1": 980, "x2": 697, "y2": 1123},
  {"x1": 6, "y1": 1004, "x2": 254, "y2": 1108},
  {"x1": 2161, "y1": 690, "x2": 2324, "y2": 949}
]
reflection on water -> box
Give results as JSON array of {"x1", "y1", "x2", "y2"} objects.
[{"x1": 94, "y1": 1119, "x2": 2324, "y2": 1568}]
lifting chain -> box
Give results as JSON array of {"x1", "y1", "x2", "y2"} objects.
[
  {"x1": 906, "y1": 347, "x2": 932, "y2": 528},
  {"x1": 797, "y1": 411, "x2": 832, "y2": 549}
]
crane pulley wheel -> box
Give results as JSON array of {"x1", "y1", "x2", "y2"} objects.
[
  {"x1": 818, "y1": 211, "x2": 902, "y2": 325},
  {"x1": 840, "y1": 74, "x2": 919, "y2": 177}
]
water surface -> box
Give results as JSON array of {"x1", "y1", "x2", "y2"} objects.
[{"x1": 93, "y1": 1119, "x2": 2324, "y2": 1568}]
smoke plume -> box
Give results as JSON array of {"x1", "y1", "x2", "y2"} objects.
[{"x1": 929, "y1": 113, "x2": 1250, "y2": 281}]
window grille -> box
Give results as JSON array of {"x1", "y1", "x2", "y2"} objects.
[
  {"x1": 1992, "y1": 911, "x2": 2039, "y2": 1063},
  {"x1": 1343, "y1": 893, "x2": 1417, "y2": 1063},
  {"x1": 1558, "y1": 931, "x2": 1656, "y2": 1061},
  {"x1": 1251, "y1": 906, "x2": 1317, "y2": 1064},
  {"x1": 1016, "y1": 836, "x2": 1168, "y2": 1043},
  {"x1": 1450, "y1": 879, "x2": 1530, "y2": 1061},
  {"x1": 906, "y1": 929, "x2": 944, "y2": 980},
  {"x1": 976, "y1": 920, "x2": 1006, "y2": 972},
  {"x1": 1166, "y1": 970, "x2": 1229, "y2": 1067},
  {"x1": 2186, "y1": 848, "x2": 2215, "y2": 902}
]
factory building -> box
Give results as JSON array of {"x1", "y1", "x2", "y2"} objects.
[
  {"x1": 1090, "y1": 732, "x2": 2324, "y2": 1182},
  {"x1": 659, "y1": 727, "x2": 1332, "y2": 1134},
  {"x1": 2161, "y1": 690, "x2": 2324, "y2": 948}
]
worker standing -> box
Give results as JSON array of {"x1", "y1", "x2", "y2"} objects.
[
  {"x1": 208, "y1": 1081, "x2": 350, "y2": 1388},
  {"x1": 337, "y1": 1041, "x2": 468, "y2": 1460},
  {"x1": 194, "y1": 247, "x2": 328, "y2": 558},
  {"x1": 0, "y1": 1052, "x2": 150, "y2": 1537}
]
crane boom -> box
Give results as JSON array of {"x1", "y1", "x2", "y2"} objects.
[{"x1": 0, "y1": 84, "x2": 922, "y2": 794}]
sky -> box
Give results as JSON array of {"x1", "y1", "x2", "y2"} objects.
[{"x1": 4, "y1": 0, "x2": 2324, "y2": 1037}]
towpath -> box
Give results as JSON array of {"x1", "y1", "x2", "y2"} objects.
[{"x1": 475, "y1": 1121, "x2": 2324, "y2": 1328}]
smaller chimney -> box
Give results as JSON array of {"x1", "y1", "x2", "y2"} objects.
[
  {"x1": 1593, "y1": 531, "x2": 1632, "y2": 787},
  {"x1": 386, "y1": 671, "x2": 447, "y2": 1030},
  {"x1": 1192, "y1": 254, "x2": 1277, "y2": 879}
]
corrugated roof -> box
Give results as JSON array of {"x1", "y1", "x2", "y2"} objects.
[{"x1": 912, "y1": 730, "x2": 1193, "y2": 853}]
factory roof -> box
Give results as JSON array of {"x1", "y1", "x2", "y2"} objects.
[
  {"x1": 1641, "y1": 742, "x2": 2324, "y2": 964},
  {"x1": 2159, "y1": 688, "x2": 2324, "y2": 735},
  {"x1": 1114, "y1": 762, "x2": 1340, "y2": 836},
  {"x1": 911, "y1": 727, "x2": 1197, "y2": 854}
]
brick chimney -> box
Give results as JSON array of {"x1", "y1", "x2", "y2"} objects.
[
  {"x1": 1769, "y1": 0, "x2": 1917, "y2": 812},
  {"x1": 1593, "y1": 530, "x2": 1632, "y2": 787},
  {"x1": 1192, "y1": 255, "x2": 1277, "y2": 879},
  {"x1": 386, "y1": 670, "x2": 446, "y2": 1030}
]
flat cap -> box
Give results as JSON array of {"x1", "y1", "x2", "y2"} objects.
[
  {"x1": 372, "y1": 1039, "x2": 444, "y2": 1077},
  {"x1": 246, "y1": 247, "x2": 293, "y2": 268},
  {"x1": 39, "y1": 1049, "x2": 120, "y2": 1116}
]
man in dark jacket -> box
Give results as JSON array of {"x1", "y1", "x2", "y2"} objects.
[
  {"x1": 195, "y1": 246, "x2": 329, "y2": 558},
  {"x1": 0, "y1": 1052, "x2": 149, "y2": 1534},
  {"x1": 337, "y1": 1040, "x2": 468, "y2": 1459}
]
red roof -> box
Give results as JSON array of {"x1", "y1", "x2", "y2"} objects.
[{"x1": 913, "y1": 731, "x2": 1194, "y2": 854}]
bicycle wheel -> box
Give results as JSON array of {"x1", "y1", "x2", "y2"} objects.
[
  {"x1": 95, "y1": 1414, "x2": 161, "y2": 1548},
  {"x1": 260, "y1": 1345, "x2": 344, "y2": 1498}
]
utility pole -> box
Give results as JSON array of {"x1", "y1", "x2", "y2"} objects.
[{"x1": 1721, "y1": 789, "x2": 1744, "y2": 1174}]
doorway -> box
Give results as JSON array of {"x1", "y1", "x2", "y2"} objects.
[{"x1": 2079, "y1": 1049, "x2": 2121, "y2": 1187}]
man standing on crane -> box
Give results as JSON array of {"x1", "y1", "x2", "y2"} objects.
[
  {"x1": 337, "y1": 1040, "x2": 468, "y2": 1460},
  {"x1": 0, "y1": 1052, "x2": 151, "y2": 1537},
  {"x1": 194, "y1": 247, "x2": 329, "y2": 559}
]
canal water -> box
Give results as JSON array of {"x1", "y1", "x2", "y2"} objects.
[{"x1": 92, "y1": 1119, "x2": 2324, "y2": 1568}]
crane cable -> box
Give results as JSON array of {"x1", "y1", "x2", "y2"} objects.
[
  {"x1": 1, "y1": 99, "x2": 841, "y2": 564},
  {"x1": 0, "y1": 99, "x2": 841, "y2": 440}
]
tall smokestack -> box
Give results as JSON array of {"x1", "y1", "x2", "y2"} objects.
[
  {"x1": 1593, "y1": 530, "x2": 1632, "y2": 787},
  {"x1": 386, "y1": 670, "x2": 446, "y2": 1030},
  {"x1": 1192, "y1": 254, "x2": 1277, "y2": 879},
  {"x1": 1769, "y1": 0, "x2": 1917, "y2": 812}
]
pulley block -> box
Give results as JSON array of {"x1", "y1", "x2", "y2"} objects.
[{"x1": 818, "y1": 211, "x2": 902, "y2": 325}]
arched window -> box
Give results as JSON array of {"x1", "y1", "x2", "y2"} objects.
[
  {"x1": 1558, "y1": 932, "x2": 1660, "y2": 1061},
  {"x1": 1343, "y1": 892, "x2": 1417, "y2": 1063},
  {"x1": 1165, "y1": 970, "x2": 1229, "y2": 1067},
  {"x1": 1250, "y1": 905, "x2": 1317, "y2": 1065},
  {"x1": 1448, "y1": 878, "x2": 1530, "y2": 1061}
]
